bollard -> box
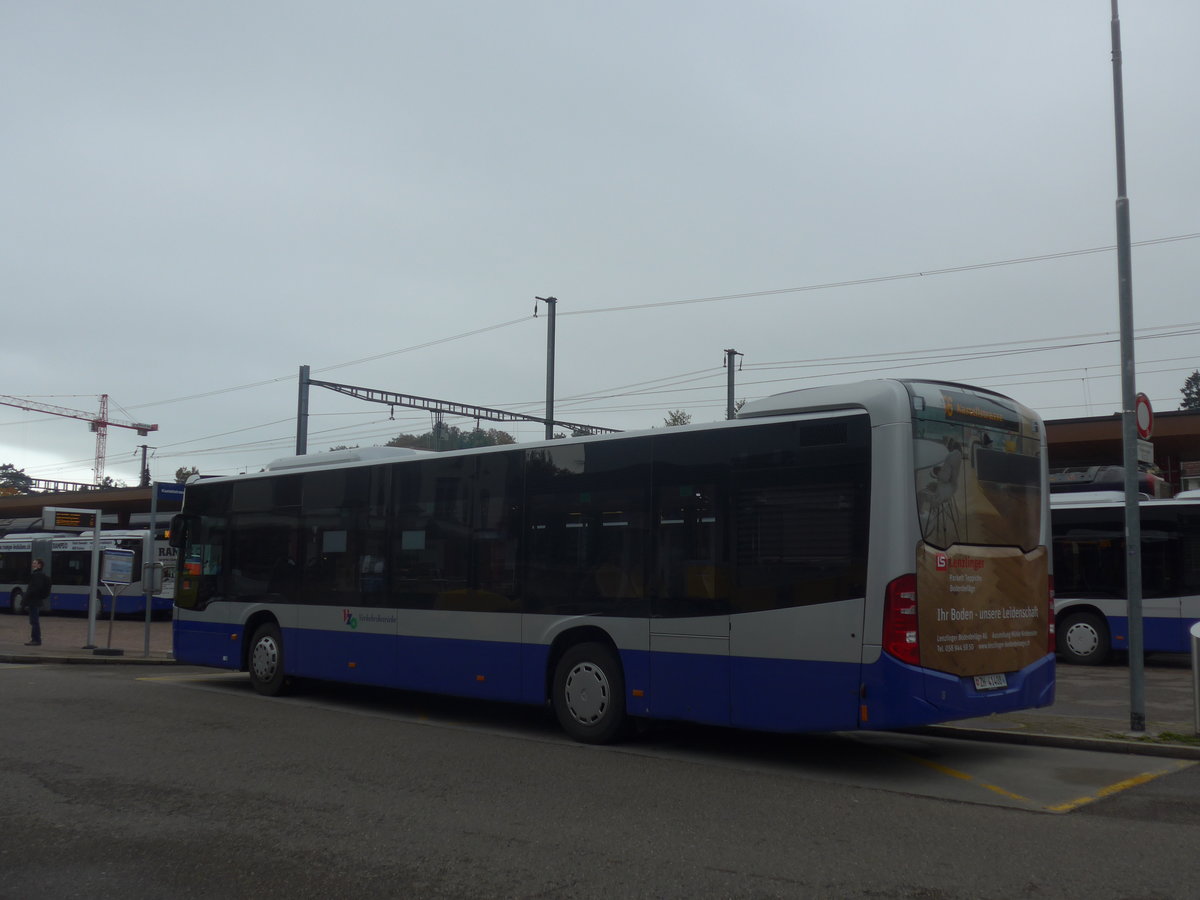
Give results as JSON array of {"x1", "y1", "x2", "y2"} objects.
[{"x1": 1193, "y1": 622, "x2": 1200, "y2": 736}]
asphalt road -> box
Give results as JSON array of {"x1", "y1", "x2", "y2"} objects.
[{"x1": 2, "y1": 663, "x2": 1199, "y2": 899}]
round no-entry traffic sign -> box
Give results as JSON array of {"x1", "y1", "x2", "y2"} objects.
[{"x1": 1135, "y1": 392, "x2": 1154, "y2": 439}]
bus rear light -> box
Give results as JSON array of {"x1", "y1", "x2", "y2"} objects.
[{"x1": 883, "y1": 574, "x2": 920, "y2": 666}]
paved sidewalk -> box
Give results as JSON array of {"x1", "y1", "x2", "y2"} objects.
[
  {"x1": 926, "y1": 654, "x2": 1200, "y2": 760},
  {"x1": 0, "y1": 607, "x2": 174, "y2": 664},
  {"x1": 2, "y1": 609, "x2": 1198, "y2": 757}
]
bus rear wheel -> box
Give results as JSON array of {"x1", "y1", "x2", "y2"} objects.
[
  {"x1": 1057, "y1": 611, "x2": 1110, "y2": 666},
  {"x1": 552, "y1": 642, "x2": 627, "y2": 744},
  {"x1": 248, "y1": 622, "x2": 289, "y2": 696}
]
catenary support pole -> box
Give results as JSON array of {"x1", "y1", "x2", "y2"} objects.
[
  {"x1": 537, "y1": 297, "x2": 557, "y2": 439},
  {"x1": 725, "y1": 349, "x2": 742, "y2": 420},
  {"x1": 296, "y1": 364, "x2": 310, "y2": 456}
]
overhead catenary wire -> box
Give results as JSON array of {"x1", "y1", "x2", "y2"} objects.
[
  {"x1": 121, "y1": 232, "x2": 1200, "y2": 414},
  {"x1": 14, "y1": 232, "x2": 1200, "y2": 480}
]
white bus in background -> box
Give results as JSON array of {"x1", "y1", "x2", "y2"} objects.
[
  {"x1": 1051, "y1": 490, "x2": 1200, "y2": 664},
  {"x1": 0, "y1": 529, "x2": 176, "y2": 617}
]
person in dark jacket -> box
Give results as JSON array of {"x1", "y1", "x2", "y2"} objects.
[{"x1": 25, "y1": 558, "x2": 50, "y2": 646}]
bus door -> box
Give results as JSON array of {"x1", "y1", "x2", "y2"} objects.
[{"x1": 649, "y1": 481, "x2": 731, "y2": 726}]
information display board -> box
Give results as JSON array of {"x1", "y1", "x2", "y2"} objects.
[
  {"x1": 42, "y1": 507, "x2": 98, "y2": 531},
  {"x1": 100, "y1": 548, "x2": 135, "y2": 584}
]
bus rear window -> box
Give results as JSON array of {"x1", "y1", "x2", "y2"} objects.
[{"x1": 908, "y1": 383, "x2": 1042, "y2": 551}]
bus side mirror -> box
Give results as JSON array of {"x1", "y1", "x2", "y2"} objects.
[{"x1": 168, "y1": 514, "x2": 189, "y2": 550}]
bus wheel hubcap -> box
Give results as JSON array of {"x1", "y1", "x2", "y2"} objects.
[
  {"x1": 1065, "y1": 623, "x2": 1097, "y2": 657},
  {"x1": 564, "y1": 662, "x2": 609, "y2": 725},
  {"x1": 252, "y1": 637, "x2": 279, "y2": 681}
]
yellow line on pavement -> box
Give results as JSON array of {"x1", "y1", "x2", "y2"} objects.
[
  {"x1": 1046, "y1": 761, "x2": 1196, "y2": 813},
  {"x1": 901, "y1": 753, "x2": 1036, "y2": 805}
]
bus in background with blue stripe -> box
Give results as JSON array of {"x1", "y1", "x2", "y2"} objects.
[
  {"x1": 1052, "y1": 490, "x2": 1200, "y2": 665},
  {"x1": 1, "y1": 529, "x2": 176, "y2": 617},
  {"x1": 169, "y1": 379, "x2": 1054, "y2": 743}
]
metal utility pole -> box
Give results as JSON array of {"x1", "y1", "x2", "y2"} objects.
[
  {"x1": 1110, "y1": 0, "x2": 1145, "y2": 732},
  {"x1": 138, "y1": 444, "x2": 151, "y2": 487},
  {"x1": 724, "y1": 349, "x2": 743, "y2": 419},
  {"x1": 536, "y1": 297, "x2": 557, "y2": 439},
  {"x1": 434, "y1": 411, "x2": 448, "y2": 450},
  {"x1": 296, "y1": 365, "x2": 311, "y2": 455}
]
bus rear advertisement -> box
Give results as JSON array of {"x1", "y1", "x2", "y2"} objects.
[{"x1": 170, "y1": 379, "x2": 1054, "y2": 743}]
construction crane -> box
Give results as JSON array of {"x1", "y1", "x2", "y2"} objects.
[{"x1": 0, "y1": 394, "x2": 158, "y2": 485}]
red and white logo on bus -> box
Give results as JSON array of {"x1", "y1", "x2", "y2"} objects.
[{"x1": 935, "y1": 552, "x2": 948, "y2": 570}]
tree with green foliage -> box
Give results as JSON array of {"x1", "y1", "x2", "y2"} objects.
[
  {"x1": 663, "y1": 409, "x2": 692, "y2": 427},
  {"x1": 1181, "y1": 370, "x2": 1200, "y2": 410},
  {"x1": 0, "y1": 463, "x2": 33, "y2": 495},
  {"x1": 175, "y1": 466, "x2": 200, "y2": 483},
  {"x1": 386, "y1": 425, "x2": 516, "y2": 452}
]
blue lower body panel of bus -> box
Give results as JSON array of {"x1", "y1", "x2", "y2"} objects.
[
  {"x1": 858, "y1": 652, "x2": 1056, "y2": 731},
  {"x1": 1103, "y1": 615, "x2": 1193, "y2": 654},
  {"x1": 173, "y1": 619, "x2": 1055, "y2": 734}
]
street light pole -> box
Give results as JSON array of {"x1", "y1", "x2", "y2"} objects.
[{"x1": 1110, "y1": 0, "x2": 1145, "y2": 732}]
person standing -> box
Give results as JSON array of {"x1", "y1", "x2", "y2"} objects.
[{"x1": 25, "y1": 557, "x2": 50, "y2": 646}]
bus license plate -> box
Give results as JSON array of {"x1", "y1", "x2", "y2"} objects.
[{"x1": 973, "y1": 673, "x2": 1008, "y2": 691}]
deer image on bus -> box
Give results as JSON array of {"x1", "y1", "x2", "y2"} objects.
[{"x1": 169, "y1": 379, "x2": 1054, "y2": 743}]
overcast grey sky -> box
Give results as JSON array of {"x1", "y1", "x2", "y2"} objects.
[{"x1": 2, "y1": 1, "x2": 1197, "y2": 486}]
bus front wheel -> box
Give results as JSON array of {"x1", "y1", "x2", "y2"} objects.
[
  {"x1": 552, "y1": 642, "x2": 627, "y2": 744},
  {"x1": 1057, "y1": 611, "x2": 1110, "y2": 666},
  {"x1": 248, "y1": 623, "x2": 289, "y2": 696}
]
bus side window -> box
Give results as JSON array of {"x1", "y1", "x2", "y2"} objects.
[
  {"x1": 1179, "y1": 512, "x2": 1200, "y2": 594},
  {"x1": 1142, "y1": 514, "x2": 1177, "y2": 598}
]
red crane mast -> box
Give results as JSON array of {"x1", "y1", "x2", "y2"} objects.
[{"x1": 0, "y1": 393, "x2": 158, "y2": 485}]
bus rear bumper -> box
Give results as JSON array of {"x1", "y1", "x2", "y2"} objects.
[{"x1": 860, "y1": 652, "x2": 1055, "y2": 731}]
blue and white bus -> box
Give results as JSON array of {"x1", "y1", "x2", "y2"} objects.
[
  {"x1": 170, "y1": 379, "x2": 1055, "y2": 743},
  {"x1": 0, "y1": 529, "x2": 176, "y2": 617},
  {"x1": 1052, "y1": 490, "x2": 1200, "y2": 664}
]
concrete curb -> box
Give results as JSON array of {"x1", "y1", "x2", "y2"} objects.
[
  {"x1": 917, "y1": 724, "x2": 1200, "y2": 760},
  {"x1": 0, "y1": 651, "x2": 177, "y2": 666}
]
